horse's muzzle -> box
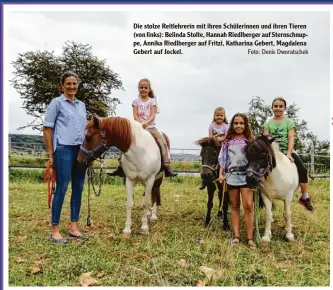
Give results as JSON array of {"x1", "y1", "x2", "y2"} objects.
[
  {"x1": 201, "y1": 172, "x2": 215, "y2": 183},
  {"x1": 76, "y1": 157, "x2": 92, "y2": 169},
  {"x1": 246, "y1": 174, "x2": 259, "y2": 188}
]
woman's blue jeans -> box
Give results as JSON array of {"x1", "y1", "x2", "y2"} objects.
[{"x1": 52, "y1": 144, "x2": 86, "y2": 225}]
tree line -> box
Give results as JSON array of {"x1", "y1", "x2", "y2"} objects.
[{"x1": 10, "y1": 41, "x2": 330, "y2": 168}]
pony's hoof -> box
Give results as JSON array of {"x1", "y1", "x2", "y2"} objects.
[
  {"x1": 262, "y1": 240, "x2": 269, "y2": 247},
  {"x1": 204, "y1": 221, "x2": 210, "y2": 227},
  {"x1": 140, "y1": 227, "x2": 149, "y2": 235},
  {"x1": 151, "y1": 215, "x2": 158, "y2": 221},
  {"x1": 262, "y1": 236, "x2": 271, "y2": 243},
  {"x1": 222, "y1": 225, "x2": 230, "y2": 232},
  {"x1": 140, "y1": 226, "x2": 149, "y2": 235},
  {"x1": 120, "y1": 233, "x2": 131, "y2": 239},
  {"x1": 217, "y1": 211, "x2": 222, "y2": 217},
  {"x1": 286, "y1": 233, "x2": 294, "y2": 242}
]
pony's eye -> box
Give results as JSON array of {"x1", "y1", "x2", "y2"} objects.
[{"x1": 85, "y1": 135, "x2": 92, "y2": 141}]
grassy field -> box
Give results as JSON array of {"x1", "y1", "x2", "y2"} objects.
[{"x1": 9, "y1": 174, "x2": 330, "y2": 286}]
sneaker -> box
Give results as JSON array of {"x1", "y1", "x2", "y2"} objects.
[
  {"x1": 164, "y1": 166, "x2": 178, "y2": 177},
  {"x1": 298, "y1": 197, "x2": 314, "y2": 212}
]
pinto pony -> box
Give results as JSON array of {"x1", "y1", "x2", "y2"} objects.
[
  {"x1": 77, "y1": 116, "x2": 169, "y2": 235},
  {"x1": 244, "y1": 134, "x2": 299, "y2": 243},
  {"x1": 195, "y1": 137, "x2": 229, "y2": 230}
]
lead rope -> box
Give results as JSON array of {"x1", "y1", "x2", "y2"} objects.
[
  {"x1": 254, "y1": 187, "x2": 262, "y2": 247},
  {"x1": 86, "y1": 159, "x2": 105, "y2": 226},
  {"x1": 44, "y1": 162, "x2": 56, "y2": 224},
  {"x1": 218, "y1": 181, "x2": 227, "y2": 213}
]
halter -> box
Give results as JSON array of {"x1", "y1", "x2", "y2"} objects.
[
  {"x1": 201, "y1": 164, "x2": 219, "y2": 172},
  {"x1": 79, "y1": 122, "x2": 110, "y2": 226},
  {"x1": 246, "y1": 152, "x2": 273, "y2": 180},
  {"x1": 200, "y1": 144, "x2": 220, "y2": 177},
  {"x1": 80, "y1": 130, "x2": 110, "y2": 162}
]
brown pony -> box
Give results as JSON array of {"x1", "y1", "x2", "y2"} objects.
[
  {"x1": 77, "y1": 116, "x2": 170, "y2": 235},
  {"x1": 195, "y1": 137, "x2": 230, "y2": 231}
]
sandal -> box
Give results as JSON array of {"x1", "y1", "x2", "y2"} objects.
[
  {"x1": 68, "y1": 231, "x2": 89, "y2": 241},
  {"x1": 231, "y1": 237, "x2": 240, "y2": 247},
  {"x1": 247, "y1": 238, "x2": 256, "y2": 249},
  {"x1": 49, "y1": 233, "x2": 68, "y2": 244}
]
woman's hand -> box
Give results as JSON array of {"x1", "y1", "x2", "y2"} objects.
[
  {"x1": 216, "y1": 174, "x2": 226, "y2": 183},
  {"x1": 142, "y1": 122, "x2": 148, "y2": 129},
  {"x1": 286, "y1": 153, "x2": 294, "y2": 163}
]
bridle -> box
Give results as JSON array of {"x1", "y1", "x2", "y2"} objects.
[
  {"x1": 79, "y1": 124, "x2": 111, "y2": 226},
  {"x1": 201, "y1": 164, "x2": 219, "y2": 172},
  {"x1": 201, "y1": 146, "x2": 220, "y2": 177},
  {"x1": 246, "y1": 152, "x2": 273, "y2": 180},
  {"x1": 79, "y1": 130, "x2": 110, "y2": 163}
]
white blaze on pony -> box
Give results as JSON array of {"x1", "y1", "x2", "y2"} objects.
[
  {"x1": 244, "y1": 135, "x2": 299, "y2": 243},
  {"x1": 77, "y1": 116, "x2": 163, "y2": 235}
]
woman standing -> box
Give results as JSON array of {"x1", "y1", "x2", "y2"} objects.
[{"x1": 43, "y1": 71, "x2": 88, "y2": 243}]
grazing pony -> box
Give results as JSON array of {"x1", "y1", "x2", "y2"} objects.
[
  {"x1": 196, "y1": 137, "x2": 230, "y2": 230},
  {"x1": 77, "y1": 116, "x2": 169, "y2": 235},
  {"x1": 244, "y1": 134, "x2": 299, "y2": 243}
]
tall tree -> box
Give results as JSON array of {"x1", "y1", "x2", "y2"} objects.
[{"x1": 11, "y1": 41, "x2": 124, "y2": 130}]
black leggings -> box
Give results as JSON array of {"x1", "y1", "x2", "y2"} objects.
[{"x1": 291, "y1": 153, "x2": 308, "y2": 183}]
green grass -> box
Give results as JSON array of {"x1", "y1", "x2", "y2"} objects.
[{"x1": 9, "y1": 176, "x2": 330, "y2": 286}]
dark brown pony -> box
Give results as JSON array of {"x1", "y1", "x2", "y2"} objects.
[{"x1": 195, "y1": 137, "x2": 230, "y2": 231}]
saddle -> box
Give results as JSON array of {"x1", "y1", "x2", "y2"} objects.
[{"x1": 149, "y1": 131, "x2": 167, "y2": 155}]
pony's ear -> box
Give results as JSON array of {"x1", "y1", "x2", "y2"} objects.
[{"x1": 93, "y1": 116, "x2": 100, "y2": 129}]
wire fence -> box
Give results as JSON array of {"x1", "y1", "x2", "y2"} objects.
[{"x1": 8, "y1": 140, "x2": 330, "y2": 178}]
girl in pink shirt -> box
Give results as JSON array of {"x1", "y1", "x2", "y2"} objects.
[{"x1": 108, "y1": 79, "x2": 177, "y2": 178}]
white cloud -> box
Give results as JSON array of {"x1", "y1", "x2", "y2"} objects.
[{"x1": 4, "y1": 10, "x2": 330, "y2": 149}]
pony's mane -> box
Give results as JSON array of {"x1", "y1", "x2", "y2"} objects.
[
  {"x1": 100, "y1": 117, "x2": 132, "y2": 152},
  {"x1": 244, "y1": 135, "x2": 277, "y2": 168},
  {"x1": 195, "y1": 137, "x2": 221, "y2": 148}
]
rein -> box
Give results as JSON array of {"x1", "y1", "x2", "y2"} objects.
[
  {"x1": 86, "y1": 160, "x2": 105, "y2": 226},
  {"x1": 218, "y1": 181, "x2": 228, "y2": 212},
  {"x1": 44, "y1": 162, "x2": 56, "y2": 209},
  {"x1": 80, "y1": 128, "x2": 110, "y2": 227},
  {"x1": 254, "y1": 187, "x2": 262, "y2": 247}
]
